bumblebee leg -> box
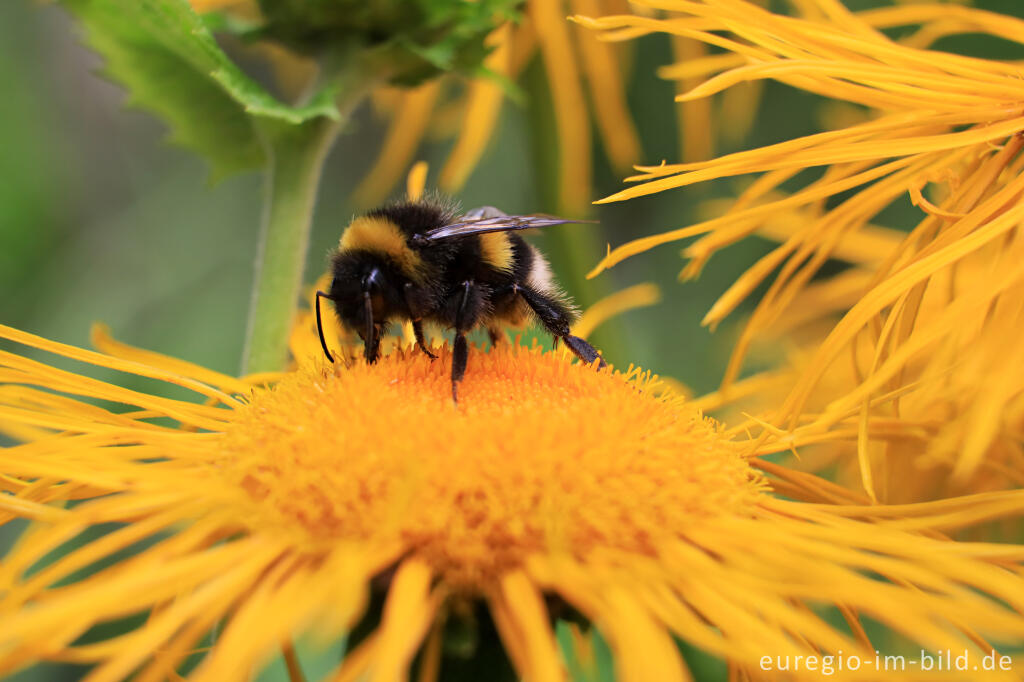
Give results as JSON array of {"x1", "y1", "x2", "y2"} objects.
[
  {"x1": 315, "y1": 290, "x2": 335, "y2": 364},
  {"x1": 404, "y1": 282, "x2": 436, "y2": 359},
  {"x1": 562, "y1": 334, "x2": 603, "y2": 366},
  {"x1": 451, "y1": 280, "x2": 482, "y2": 403},
  {"x1": 368, "y1": 325, "x2": 383, "y2": 363},
  {"x1": 452, "y1": 333, "x2": 469, "y2": 403},
  {"x1": 485, "y1": 282, "x2": 520, "y2": 348},
  {"x1": 519, "y1": 286, "x2": 606, "y2": 368},
  {"x1": 362, "y1": 292, "x2": 379, "y2": 364},
  {"x1": 412, "y1": 320, "x2": 436, "y2": 360}
]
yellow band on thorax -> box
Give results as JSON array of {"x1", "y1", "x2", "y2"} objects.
[{"x1": 339, "y1": 216, "x2": 424, "y2": 277}]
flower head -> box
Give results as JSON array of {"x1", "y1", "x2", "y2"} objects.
[
  {"x1": 576, "y1": 0, "x2": 1024, "y2": 500},
  {"x1": 3, "y1": 323, "x2": 1024, "y2": 680},
  {"x1": 222, "y1": 340, "x2": 759, "y2": 587}
]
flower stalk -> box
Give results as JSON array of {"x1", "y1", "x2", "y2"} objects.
[
  {"x1": 242, "y1": 78, "x2": 369, "y2": 374},
  {"x1": 242, "y1": 116, "x2": 339, "y2": 374}
]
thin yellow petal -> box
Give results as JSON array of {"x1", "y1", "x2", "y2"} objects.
[
  {"x1": 353, "y1": 82, "x2": 441, "y2": 208},
  {"x1": 671, "y1": 35, "x2": 712, "y2": 163},
  {"x1": 440, "y1": 25, "x2": 512, "y2": 192},
  {"x1": 571, "y1": 0, "x2": 642, "y2": 172},
  {"x1": 530, "y1": 0, "x2": 592, "y2": 215},
  {"x1": 573, "y1": 282, "x2": 660, "y2": 339},
  {"x1": 493, "y1": 571, "x2": 566, "y2": 682},
  {"x1": 406, "y1": 161, "x2": 429, "y2": 202},
  {"x1": 0, "y1": 324, "x2": 241, "y2": 409},
  {"x1": 370, "y1": 560, "x2": 437, "y2": 682}
]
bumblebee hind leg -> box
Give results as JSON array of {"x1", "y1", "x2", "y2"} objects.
[
  {"x1": 519, "y1": 286, "x2": 606, "y2": 368},
  {"x1": 562, "y1": 334, "x2": 603, "y2": 366}
]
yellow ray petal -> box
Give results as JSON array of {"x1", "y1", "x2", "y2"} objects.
[
  {"x1": 406, "y1": 161, "x2": 429, "y2": 202},
  {"x1": 530, "y1": 0, "x2": 593, "y2": 215},
  {"x1": 370, "y1": 560, "x2": 438, "y2": 682},
  {"x1": 490, "y1": 570, "x2": 566, "y2": 682},
  {"x1": 573, "y1": 282, "x2": 660, "y2": 339},
  {"x1": 571, "y1": 0, "x2": 642, "y2": 172},
  {"x1": 440, "y1": 25, "x2": 512, "y2": 192},
  {"x1": 599, "y1": 586, "x2": 691, "y2": 682},
  {"x1": 87, "y1": 548, "x2": 286, "y2": 682},
  {"x1": 0, "y1": 324, "x2": 241, "y2": 409},
  {"x1": 354, "y1": 82, "x2": 442, "y2": 208},
  {"x1": 671, "y1": 35, "x2": 712, "y2": 163}
]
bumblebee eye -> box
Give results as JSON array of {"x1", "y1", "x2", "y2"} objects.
[{"x1": 362, "y1": 267, "x2": 382, "y2": 292}]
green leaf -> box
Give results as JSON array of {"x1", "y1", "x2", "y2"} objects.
[
  {"x1": 255, "y1": 0, "x2": 522, "y2": 86},
  {"x1": 60, "y1": 0, "x2": 341, "y2": 180}
]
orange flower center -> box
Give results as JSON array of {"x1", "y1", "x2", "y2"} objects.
[{"x1": 218, "y1": 344, "x2": 763, "y2": 586}]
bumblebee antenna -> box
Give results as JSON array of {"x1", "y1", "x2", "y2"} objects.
[{"x1": 315, "y1": 290, "x2": 335, "y2": 364}]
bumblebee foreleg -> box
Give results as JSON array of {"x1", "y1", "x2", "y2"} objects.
[
  {"x1": 315, "y1": 290, "x2": 336, "y2": 364},
  {"x1": 519, "y1": 286, "x2": 606, "y2": 368},
  {"x1": 412, "y1": 320, "x2": 436, "y2": 360}
]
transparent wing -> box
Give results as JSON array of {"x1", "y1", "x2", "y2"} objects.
[{"x1": 412, "y1": 208, "x2": 595, "y2": 244}]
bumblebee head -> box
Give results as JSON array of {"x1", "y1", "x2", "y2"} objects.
[{"x1": 325, "y1": 253, "x2": 408, "y2": 363}]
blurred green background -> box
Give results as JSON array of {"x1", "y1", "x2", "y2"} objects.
[
  {"x1": 4, "y1": 0, "x2": 1021, "y2": 393},
  {"x1": 4, "y1": 0, "x2": 1024, "y2": 390},
  {"x1": 0, "y1": 0, "x2": 771, "y2": 397},
  {"x1": 2, "y1": 1, "x2": 1024, "y2": 680}
]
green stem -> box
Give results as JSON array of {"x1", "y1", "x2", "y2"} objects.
[
  {"x1": 241, "y1": 115, "x2": 341, "y2": 374},
  {"x1": 241, "y1": 52, "x2": 382, "y2": 375}
]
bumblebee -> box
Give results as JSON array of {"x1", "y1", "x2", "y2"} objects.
[{"x1": 316, "y1": 199, "x2": 605, "y2": 401}]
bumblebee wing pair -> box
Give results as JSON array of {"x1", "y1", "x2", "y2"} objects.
[
  {"x1": 316, "y1": 205, "x2": 605, "y2": 402},
  {"x1": 412, "y1": 209, "x2": 590, "y2": 242}
]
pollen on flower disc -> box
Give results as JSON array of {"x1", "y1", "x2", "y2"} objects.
[{"x1": 218, "y1": 344, "x2": 763, "y2": 586}]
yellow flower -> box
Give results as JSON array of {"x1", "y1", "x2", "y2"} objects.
[
  {"x1": 696, "y1": 222, "x2": 1024, "y2": 505},
  {"x1": 576, "y1": 0, "x2": 1024, "y2": 500},
  {"x1": 4, "y1": 321, "x2": 1024, "y2": 680}
]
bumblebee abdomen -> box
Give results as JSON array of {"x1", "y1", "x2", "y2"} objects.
[
  {"x1": 478, "y1": 232, "x2": 515, "y2": 273},
  {"x1": 524, "y1": 244, "x2": 557, "y2": 297}
]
